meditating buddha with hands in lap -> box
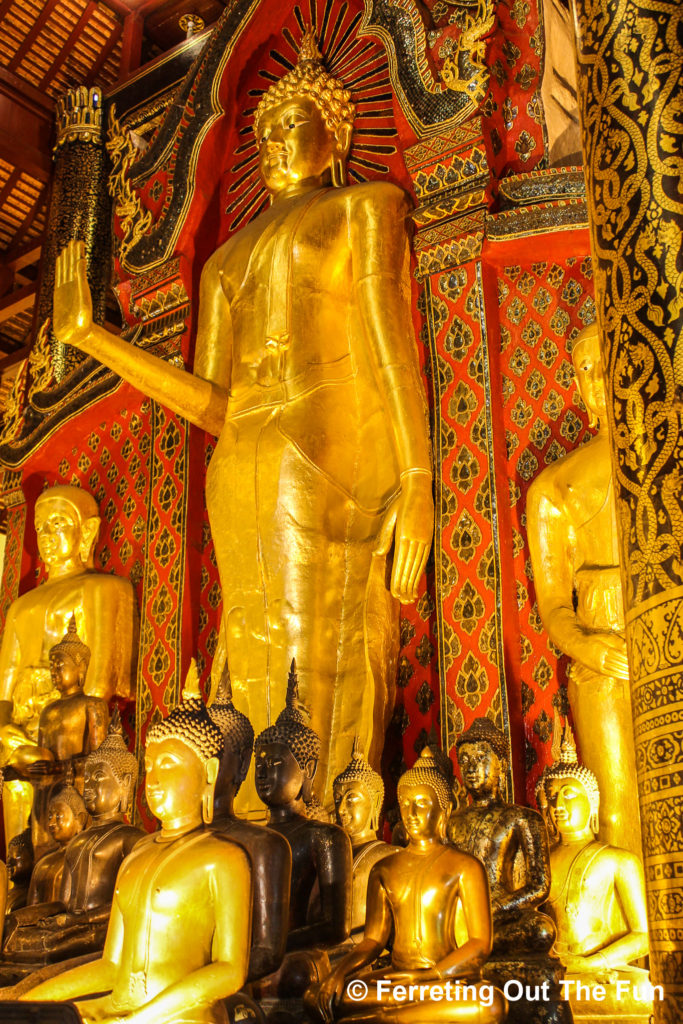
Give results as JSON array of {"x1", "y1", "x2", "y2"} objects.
[
  {"x1": 51, "y1": 28, "x2": 433, "y2": 813},
  {"x1": 24, "y1": 664, "x2": 252, "y2": 1024},
  {"x1": 306, "y1": 748, "x2": 506, "y2": 1024},
  {"x1": 540, "y1": 728, "x2": 652, "y2": 1020}
]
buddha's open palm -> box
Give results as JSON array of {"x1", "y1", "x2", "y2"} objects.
[{"x1": 54, "y1": 239, "x2": 93, "y2": 348}]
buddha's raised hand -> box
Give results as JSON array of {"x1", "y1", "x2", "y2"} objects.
[{"x1": 54, "y1": 239, "x2": 93, "y2": 348}]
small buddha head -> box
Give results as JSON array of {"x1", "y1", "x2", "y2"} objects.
[
  {"x1": 84, "y1": 708, "x2": 139, "y2": 818},
  {"x1": 146, "y1": 660, "x2": 224, "y2": 828},
  {"x1": 7, "y1": 829, "x2": 33, "y2": 883},
  {"x1": 207, "y1": 661, "x2": 254, "y2": 811},
  {"x1": 542, "y1": 726, "x2": 600, "y2": 839},
  {"x1": 254, "y1": 659, "x2": 320, "y2": 809},
  {"x1": 456, "y1": 717, "x2": 509, "y2": 802},
  {"x1": 35, "y1": 484, "x2": 100, "y2": 573},
  {"x1": 47, "y1": 777, "x2": 88, "y2": 845},
  {"x1": 254, "y1": 28, "x2": 355, "y2": 194},
  {"x1": 397, "y1": 747, "x2": 452, "y2": 843},
  {"x1": 333, "y1": 737, "x2": 384, "y2": 841},
  {"x1": 49, "y1": 615, "x2": 91, "y2": 695},
  {"x1": 571, "y1": 322, "x2": 606, "y2": 429}
]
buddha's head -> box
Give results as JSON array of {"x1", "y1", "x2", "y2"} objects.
[
  {"x1": 254, "y1": 659, "x2": 320, "y2": 810},
  {"x1": 207, "y1": 661, "x2": 254, "y2": 814},
  {"x1": 397, "y1": 747, "x2": 452, "y2": 843},
  {"x1": 146, "y1": 660, "x2": 224, "y2": 829},
  {"x1": 571, "y1": 323, "x2": 606, "y2": 429},
  {"x1": 47, "y1": 781, "x2": 87, "y2": 845},
  {"x1": 35, "y1": 484, "x2": 100, "y2": 573},
  {"x1": 542, "y1": 727, "x2": 600, "y2": 839},
  {"x1": 254, "y1": 28, "x2": 355, "y2": 195},
  {"x1": 456, "y1": 717, "x2": 509, "y2": 802},
  {"x1": 49, "y1": 615, "x2": 91, "y2": 695},
  {"x1": 84, "y1": 708, "x2": 138, "y2": 818},
  {"x1": 7, "y1": 829, "x2": 33, "y2": 883},
  {"x1": 333, "y1": 738, "x2": 384, "y2": 842}
]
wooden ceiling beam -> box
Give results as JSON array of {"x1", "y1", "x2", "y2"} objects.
[
  {"x1": 85, "y1": 21, "x2": 124, "y2": 87},
  {"x1": 0, "y1": 341, "x2": 30, "y2": 366},
  {"x1": 39, "y1": 2, "x2": 99, "y2": 90},
  {"x1": 0, "y1": 283, "x2": 36, "y2": 323},
  {"x1": 0, "y1": 69, "x2": 53, "y2": 182},
  {"x1": 1, "y1": 242, "x2": 42, "y2": 274},
  {"x1": 8, "y1": 0, "x2": 61, "y2": 75}
]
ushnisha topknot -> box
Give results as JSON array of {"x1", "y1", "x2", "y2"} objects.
[
  {"x1": 208, "y1": 661, "x2": 254, "y2": 758},
  {"x1": 456, "y1": 716, "x2": 510, "y2": 763},
  {"x1": 334, "y1": 736, "x2": 384, "y2": 806},
  {"x1": 147, "y1": 659, "x2": 224, "y2": 765},
  {"x1": 49, "y1": 614, "x2": 91, "y2": 673},
  {"x1": 398, "y1": 746, "x2": 452, "y2": 814},
  {"x1": 254, "y1": 26, "x2": 355, "y2": 139},
  {"x1": 255, "y1": 658, "x2": 320, "y2": 769},
  {"x1": 49, "y1": 768, "x2": 87, "y2": 822},
  {"x1": 87, "y1": 706, "x2": 139, "y2": 789},
  {"x1": 542, "y1": 722, "x2": 600, "y2": 833}
]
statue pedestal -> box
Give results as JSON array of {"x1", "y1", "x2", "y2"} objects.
[{"x1": 483, "y1": 954, "x2": 574, "y2": 1024}]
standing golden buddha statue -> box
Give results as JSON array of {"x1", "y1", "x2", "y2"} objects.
[
  {"x1": 307, "y1": 748, "x2": 506, "y2": 1024},
  {"x1": 333, "y1": 738, "x2": 393, "y2": 934},
  {"x1": 23, "y1": 665, "x2": 252, "y2": 1024},
  {"x1": 51, "y1": 28, "x2": 433, "y2": 814},
  {"x1": 540, "y1": 728, "x2": 653, "y2": 1020},
  {"x1": 0, "y1": 484, "x2": 138, "y2": 849},
  {"x1": 527, "y1": 323, "x2": 641, "y2": 856}
]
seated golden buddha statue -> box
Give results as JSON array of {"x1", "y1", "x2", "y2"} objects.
[
  {"x1": 2, "y1": 710, "x2": 143, "y2": 964},
  {"x1": 52, "y1": 26, "x2": 433, "y2": 818},
  {"x1": 527, "y1": 323, "x2": 641, "y2": 856},
  {"x1": 207, "y1": 661, "x2": 291, "y2": 981},
  {"x1": 23, "y1": 665, "x2": 252, "y2": 1024},
  {"x1": 447, "y1": 718, "x2": 554, "y2": 955},
  {"x1": 4, "y1": 831, "x2": 33, "y2": 915},
  {"x1": 254, "y1": 661, "x2": 352, "y2": 960},
  {"x1": 306, "y1": 748, "x2": 506, "y2": 1024},
  {"x1": 333, "y1": 739, "x2": 393, "y2": 933},
  {"x1": 541, "y1": 728, "x2": 653, "y2": 1020},
  {"x1": 0, "y1": 484, "x2": 138, "y2": 850},
  {"x1": 26, "y1": 779, "x2": 87, "y2": 907}
]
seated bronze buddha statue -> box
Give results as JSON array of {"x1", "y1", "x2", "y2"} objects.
[
  {"x1": 24, "y1": 663, "x2": 252, "y2": 1024},
  {"x1": 26, "y1": 779, "x2": 87, "y2": 906},
  {"x1": 333, "y1": 739, "x2": 393, "y2": 933},
  {"x1": 207, "y1": 661, "x2": 291, "y2": 981},
  {"x1": 254, "y1": 661, "x2": 352, "y2": 954},
  {"x1": 448, "y1": 718, "x2": 555, "y2": 955},
  {"x1": 4, "y1": 831, "x2": 33, "y2": 915},
  {"x1": 306, "y1": 748, "x2": 506, "y2": 1023},
  {"x1": 2, "y1": 711, "x2": 143, "y2": 964}
]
